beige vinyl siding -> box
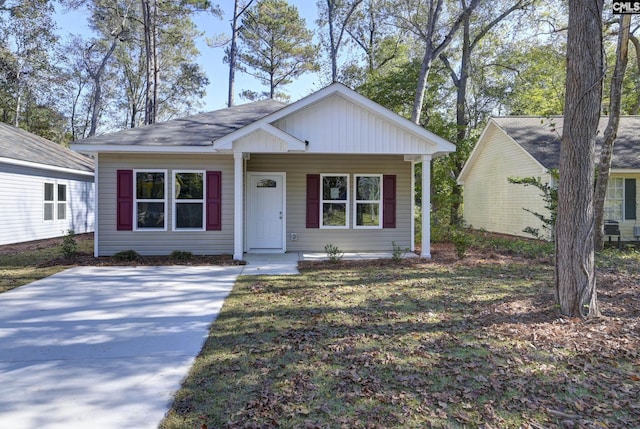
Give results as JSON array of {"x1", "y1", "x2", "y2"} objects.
[
  {"x1": 273, "y1": 95, "x2": 434, "y2": 154},
  {"x1": 97, "y1": 153, "x2": 234, "y2": 256},
  {"x1": 247, "y1": 154, "x2": 411, "y2": 252},
  {"x1": 462, "y1": 125, "x2": 550, "y2": 238},
  {"x1": 0, "y1": 163, "x2": 94, "y2": 245},
  {"x1": 608, "y1": 173, "x2": 640, "y2": 241}
]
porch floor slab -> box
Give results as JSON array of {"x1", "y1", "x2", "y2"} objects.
[{"x1": 242, "y1": 251, "x2": 419, "y2": 276}]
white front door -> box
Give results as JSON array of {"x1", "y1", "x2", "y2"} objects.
[{"x1": 247, "y1": 173, "x2": 285, "y2": 252}]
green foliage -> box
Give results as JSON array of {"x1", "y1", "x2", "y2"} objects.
[
  {"x1": 495, "y1": 43, "x2": 566, "y2": 116},
  {"x1": 171, "y1": 250, "x2": 193, "y2": 262},
  {"x1": 450, "y1": 227, "x2": 470, "y2": 259},
  {"x1": 391, "y1": 241, "x2": 409, "y2": 262},
  {"x1": 508, "y1": 170, "x2": 558, "y2": 240},
  {"x1": 113, "y1": 250, "x2": 140, "y2": 262},
  {"x1": 238, "y1": 0, "x2": 318, "y2": 100},
  {"x1": 61, "y1": 230, "x2": 78, "y2": 259},
  {"x1": 324, "y1": 243, "x2": 343, "y2": 263}
]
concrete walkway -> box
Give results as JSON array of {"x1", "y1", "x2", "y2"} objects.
[{"x1": 0, "y1": 265, "x2": 243, "y2": 429}]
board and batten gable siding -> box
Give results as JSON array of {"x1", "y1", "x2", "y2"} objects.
[
  {"x1": 97, "y1": 153, "x2": 234, "y2": 256},
  {"x1": 0, "y1": 163, "x2": 94, "y2": 245},
  {"x1": 272, "y1": 94, "x2": 432, "y2": 154},
  {"x1": 462, "y1": 124, "x2": 551, "y2": 238},
  {"x1": 247, "y1": 154, "x2": 411, "y2": 252}
]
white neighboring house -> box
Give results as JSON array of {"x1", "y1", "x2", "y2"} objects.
[{"x1": 0, "y1": 123, "x2": 95, "y2": 246}]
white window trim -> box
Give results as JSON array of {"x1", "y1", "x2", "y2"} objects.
[
  {"x1": 43, "y1": 182, "x2": 55, "y2": 222},
  {"x1": 353, "y1": 174, "x2": 383, "y2": 229},
  {"x1": 173, "y1": 170, "x2": 206, "y2": 231},
  {"x1": 320, "y1": 173, "x2": 350, "y2": 229},
  {"x1": 134, "y1": 169, "x2": 168, "y2": 231}
]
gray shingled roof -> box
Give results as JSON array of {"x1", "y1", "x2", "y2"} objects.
[
  {"x1": 0, "y1": 122, "x2": 94, "y2": 173},
  {"x1": 493, "y1": 116, "x2": 640, "y2": 170},
  {"x1": 75, "y1": 99, "x2": 287, "y2": 147}
]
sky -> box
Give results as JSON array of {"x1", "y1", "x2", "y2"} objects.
[{"x1": 55, "y1": 0, "x2": 326, "y2": 112}]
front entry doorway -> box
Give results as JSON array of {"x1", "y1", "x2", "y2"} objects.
[{"x1": 247, "y1": 172, "x2": 286, "y2": 252}]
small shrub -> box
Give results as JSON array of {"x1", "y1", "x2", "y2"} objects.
[
  {"x1": 61, "y1": 229, "x2": 77, "y2": 259},
  {"x1": 450, "y1": 228, "x2": 470, "y2": 260},
  {"x1": 391, "y1": 241, "x2": 409, "y2": 262},
  {"x1": 171, "y1": 250, "x2": 193, "y2": 262},
  {"x1": 113, "y1": 250, "x2": 140, "y2": 262},
  {"x1": 324, "y1": 243, "x2": 343, "y2": 263}
]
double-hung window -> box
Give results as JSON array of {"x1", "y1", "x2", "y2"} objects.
[
  {"x1": 43, "y1": 182, "x2": 67, "y2": 221},
  {"x1": 44, "y1": 183, "x2": 55, "y2": 221},
  {"x1": 321, "y1": 174, "x2": 349, "y2": 228},
  {"x1": 174, "y1": 171, "x2": 205, "y2": 230},
  {"x1": 354, "y1": 175, "x2": 382, "y2": 228},
  {"x1": 57, "y1": 184, "x2": 67, "y2": 220},
  {"x1": 135, "y1": 170, "x2": 167, "y2": 230},
  {"x1": 605, "y1": 178, "x2": 624, "y2": 221}
]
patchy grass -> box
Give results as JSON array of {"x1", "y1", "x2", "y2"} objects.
[
  {"x1": 161, "y1": 247, "x2": 640, "y2": 429},
  {"x1": 0, "y1": 234, "x2": 94, "y2": 293}
]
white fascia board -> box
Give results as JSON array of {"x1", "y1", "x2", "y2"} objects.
[
  {"x1": 71, "y1": 144, "x2": 215, "y2": 154},
  {"x1": 610, "y1": 168, "x2": 640, "y2": 174},
  {"x1": 215, "y1": 123, "x2": 306, "y2": 152},
  {"x1": 0, "y1": 156, "x2": 94, "y2": 177}
]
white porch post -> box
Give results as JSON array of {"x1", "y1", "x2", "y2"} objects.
[
  {"x1": 421, "y1": 155, "x2": 432, "y2": 258},
  {"x1": 410, "y1": 161, "x2": 416, "y2": 252},
  {"x1": 233, "y1": 152, "x2": 244, "y2": 261}
]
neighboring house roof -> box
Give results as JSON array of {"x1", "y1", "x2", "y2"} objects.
[
  {"x1": 72, "y1": 83, "x2": 456, "y2": 157},
  {"x1": 0, "y1": 122, "x2": 94, "y2": 174},
  {"x1": 75, "y1": 99, "x2": 287, "y2": 147},
  {"x1": 491, "y1": 116, "x2": 640, "y2": 170}
]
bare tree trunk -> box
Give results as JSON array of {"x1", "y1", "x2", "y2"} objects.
[
  {"x1": 228, "y1": 0, "x2": 254, "y2": 107},
  {"x1": 556, "y1": 0, "x2": 603, "y2": 318},
  {"x1": 594, "y1": 14, "x2": 631, "y2": 250},
  {"x1": 410, "y1": 0, "x2": 479, "y2": 124},
  {"x1": 88, "y1": 39, "x2": 118, "y2": 137},
  {"x1": 142, "y1": 0, "x2": 157, "y2": 125}
]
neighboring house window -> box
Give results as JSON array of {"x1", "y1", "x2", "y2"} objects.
[
  {"x1": 605, "y1": 178, "x2": 637, "y2": 221},
  {"x1": 174, "y1": 171, "x2": 205, "y2": 230},
  {"x1": 605, "y1": 178, "x2": 624, "y2": 221},
  {"x1": 321, "y1": 174, "x2": 349, "y2": 228},
  {"x1": 354, "y1": 175, "x2": 382, "y2": 228},
  {"x1": 44, "y1": 183, "x2": 54, "y2": 221},
  {"x1": 135, "y1": 170, "x2": 167, "y2": 230},
  {"x1": 57, "y1": 184, "x2": 67, "y2": 220}
]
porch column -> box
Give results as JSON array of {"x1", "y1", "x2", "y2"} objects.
[
  {"x1": 233, "y1": 152, "x2": 244, "y2": 261},
  {"x1": 421, "y1": 155, "x2": 432, "y2": 258}
]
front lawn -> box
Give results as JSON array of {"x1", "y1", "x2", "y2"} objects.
[{"x1": 161, "y1": 244, "x2": 640, "y2": 429}]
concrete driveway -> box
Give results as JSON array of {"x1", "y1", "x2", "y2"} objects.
[{"x1": 0, "y1": 265, "x2": 244, "y2": 429}]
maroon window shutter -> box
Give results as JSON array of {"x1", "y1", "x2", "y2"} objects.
[
  {"x1": 206, "y1": 171, "x2": 222, "y2": 231},
  {"x1": 306, "y1": 174, "x2": 320, "y2": 228},
  {"x1": 116, "y1": 170, "x2": 133, "y2": 231},
  {"x1": 383, "y1": 175, "x2": 396, "y2": 229}
]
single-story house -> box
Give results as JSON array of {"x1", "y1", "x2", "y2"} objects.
[
  {"x1": 0, "y1": 122, "x2": 95, "y2": 246},
  {"x1": 71, "y1": 83, "x2": 456, "y2": 259},
  {"x1": 458, "y1": 116, "x2": 640, "y2": 240}
]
